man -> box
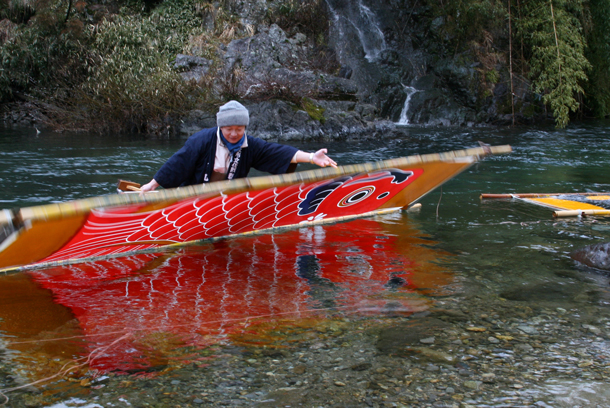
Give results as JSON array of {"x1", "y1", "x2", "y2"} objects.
[{"x1": 141, "y1": 100, "x2": 337, "y2": 192}]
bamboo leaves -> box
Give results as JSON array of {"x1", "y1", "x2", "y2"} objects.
[
  {"x1": 521, "y1": 0, "x2": 590, "y2": 127},
  {"x1": 429, "y1": 0, "x2": 605, "y2": 127}
]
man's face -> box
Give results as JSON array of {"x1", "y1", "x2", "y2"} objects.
[{"x1": 220, "y1": 126, "x2": 246, "y2": 144}]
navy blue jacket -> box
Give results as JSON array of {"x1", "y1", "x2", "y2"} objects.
[{"x1": 154, "y1": 127, "x2": 299, "y2": 188}]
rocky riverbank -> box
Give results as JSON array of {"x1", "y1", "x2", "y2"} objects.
[
  {"x1": 1, "y1": 0, "x2": 550, "y2": 139},
  {"x1": 7, "y1": 291, "x2": 610, "y2": 408}
]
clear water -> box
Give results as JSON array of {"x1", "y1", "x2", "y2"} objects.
[{"x1": 1, "y1": 122, "x2": 610, "y2": 406}]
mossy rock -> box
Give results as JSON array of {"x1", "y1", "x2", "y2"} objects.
[{"x1": 301, "y1": 98, "x2": 326, "y2": 123}]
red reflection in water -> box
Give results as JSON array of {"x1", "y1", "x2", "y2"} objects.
[{"x1": 29, "y1": 217, "x2": 454, "y2": 373}]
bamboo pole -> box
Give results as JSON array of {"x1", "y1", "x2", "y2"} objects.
[
  {"x1": 508, "y1": 0, "x2": 515, "y2": 126},
  {"x1": 554, "y1": 209, "x2": 610, "y2": 218},
  {"x1": 481, "y1": 192, "x2": 610, "y2": 199},
  {"x1": 550, "y1": 0, "x2": 563, "y2": 77}
]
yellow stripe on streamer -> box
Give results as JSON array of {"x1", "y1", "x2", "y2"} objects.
[{"x1": 526, "y1": 198, "x2": 607, "y2": 211}]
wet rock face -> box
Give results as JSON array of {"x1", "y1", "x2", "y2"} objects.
[
  {"x1": 571, "y1": 242, "x2": 610, "y2": 271},
  {"x1": 177, "y1": 22, "x2": 398, "y2": 140},
  {"x1": 176, "y1": 0, "x2": 542, "y2": 139},
  {"x1": 246, "y1": 100, "x2": 396, "y2": 141}
]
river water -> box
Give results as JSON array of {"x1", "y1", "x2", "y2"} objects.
[{"x1": 0, "y1": 123, "x2": 609, "y2": 407}]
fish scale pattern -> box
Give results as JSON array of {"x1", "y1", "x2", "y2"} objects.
[{"x1": 39, "y1": 169, "x2": 421, "y2": 265}]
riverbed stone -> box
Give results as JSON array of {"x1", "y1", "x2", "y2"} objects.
[{"x1": 376, "y1": 317, "x2": 451, "y2": 354}]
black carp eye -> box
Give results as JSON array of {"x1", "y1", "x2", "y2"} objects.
[
  {"x1": 338, "y1": 186, "x2": 375, "y2": 207},
  {"x1": 348, "y1": 190, "x2": 369, "y2": 202}
]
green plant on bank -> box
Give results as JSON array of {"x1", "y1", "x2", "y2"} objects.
[
  {"x1": 67, "y1": 0, "x2": 202, "y2": 132},
  {"x1": 0, "y1": 0, "x2": 36, "y2": 23},
  {"x1": 425, "y1": 0, "x2": 610, "y2": 126},
  {"x1": 485, "y1": 68, "x2": 499, "y2": 84},
  {"x1": 0, "y1": 0, "x2": 90, "y2": 101},
  {"x1": 56, "y1": 0, "x2": 223, "y2": 133},
  {"x1": 0, "y1": 0, "x2": 256, "y2": 133},
  {"x1": 521, "y1": 0, "x2": 590, "y2": 128}
]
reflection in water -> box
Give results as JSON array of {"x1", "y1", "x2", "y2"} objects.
[{"x1": 0, "y1": 217, "x2": 454, "y2": 379}]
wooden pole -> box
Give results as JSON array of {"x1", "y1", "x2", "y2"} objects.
[
  {"x1": 554, "y1": 209, "x2": 610, "y2": 218},
  {"x1": 508, "y1": 0, "x2": 515, "y2": 126},
  {"x1": 481, "y1": 192, "x2": 610, "y2": 199},
  {"x1": 517, "y1": 0, "x2": 524, "y2": 76}
]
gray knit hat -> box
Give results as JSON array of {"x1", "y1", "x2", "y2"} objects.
[{"x1": 217, "y1": 100, "x2": 249, "y2": 127}]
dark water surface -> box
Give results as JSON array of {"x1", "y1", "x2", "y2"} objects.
[{"x1": 1, "y1": 123, "x2": 610, "y2": 407}]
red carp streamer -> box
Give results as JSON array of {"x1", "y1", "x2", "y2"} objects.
[{"x1": 0, "y1": 218, "x2": 453, "y2": 400}]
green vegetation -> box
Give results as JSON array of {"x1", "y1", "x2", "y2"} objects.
[
  {"x1": 1, "y1": 0, "x2": 208, "y2": 132},
  {"x1": 521, "y1": 0, "x2": 590, "y2": 128},
  {"x1": 426, "y1": 0, "x2": 610, "y2": 127},
  {"x1": 1, "y1": 0, "x2": 608, "y2": 131},
  {"x1": 584, "y1": 0, "x2": 610, "y2": 118},
  {"x1": 485, "y1": 69, "x2": 499, "y2": 84},
  {"x1": 0, "y1": 0, "x2": 330, "y2": 133},
  {"x1": 64, "y1": 0, "x2": 205, "y2": 132}
]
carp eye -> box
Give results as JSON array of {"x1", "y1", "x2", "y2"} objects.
[
  {"x1": 338, "y1": 186, "x2": 375, "y2": 207},
  {"x1": 377, "y1": 192, "x2": 390, "y2": 199},
  {"x1": 348, "y1": 190, "x2": 369, "y2": 202}
]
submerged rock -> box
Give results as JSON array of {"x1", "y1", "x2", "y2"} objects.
[{"x1": 570, "y1": 242, "x2": 610, "y2": 271}]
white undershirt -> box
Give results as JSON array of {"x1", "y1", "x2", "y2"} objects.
[{"x1": 214, "y1": 128, "x2": 248, "y2": 173}]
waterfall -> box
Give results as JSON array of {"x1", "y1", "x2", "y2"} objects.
[
  {"x1": 354, "y1": 1, "x2": 386, "y2": 62},
  {"x1": 396, "y1": 86, "x2": 418, "y2": 125},
  {"x1": 324, "y1": 0, "x2": 387, "y2": 62}
]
